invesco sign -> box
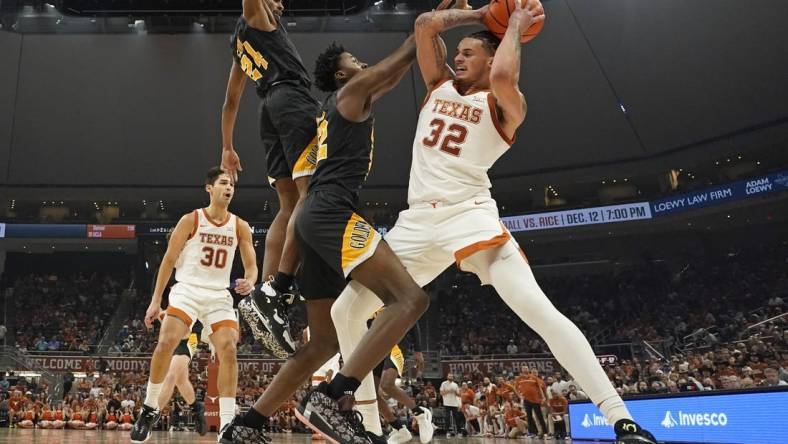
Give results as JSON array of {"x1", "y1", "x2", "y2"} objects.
[{"x1": 661, "y1": 410, "x2": 728, "y2": 428}]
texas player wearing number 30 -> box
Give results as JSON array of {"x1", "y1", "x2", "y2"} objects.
[
  {"x1": 331, "y1": 1, "x2": 659, "y2": 444},
  {"x1": 131, "y1": 166, "x2": 258, "y2": 443}
]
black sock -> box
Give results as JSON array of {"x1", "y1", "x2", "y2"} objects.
[
  {"x1": 389, "y1": 418, "x2": 405, "y2": 430},
  {"x1": 272, "y1": 272, "x2": 294, "y2": 293},
  {"x1": 327, "y1": 373, "x2": 360, "y2": 400},
  {"x1": 242, "y1": 408, "x2": 268, "y2": 430},
  {"x1": 410, "y1": 406, "x2": 423, "y2": 416}
]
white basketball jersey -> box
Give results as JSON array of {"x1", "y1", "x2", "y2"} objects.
[
  {"x1": 408, "y1": 79, "x2": 513, "y2": 205},
  {"x1": 175, "y1": 209, "x2": 240, "y2": 291}
]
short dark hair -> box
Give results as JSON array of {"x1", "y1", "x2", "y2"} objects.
[
  {"x1": 466, "y1": 30, "x2": 501, "y2": 55},
  {"x1": 314, "y1": 42, "x2": 346, "y2": 92},
  {"x1": 205, "y1": 166, "x2": 228, "y2": 186}
]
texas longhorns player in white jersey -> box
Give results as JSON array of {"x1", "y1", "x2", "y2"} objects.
[
  {"x1": 331, "y1": 1, "x2": 658, "y2": 443},
  {"x1": 131, "y1": 167, "x2": 257, "y2": 443}
]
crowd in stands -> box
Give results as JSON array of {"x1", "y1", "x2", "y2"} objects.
[
  {"x1": 437, "y1": 243, "x2": 787, "y2": 356},
  {"x1": 0, "y1": 362, "x2": 310, "y2": 434},
  {"x1": 12, "y1": 273, "x2": 126, "y2": 353},
  {"x1": 3, "y1": 238, "x2": 785, "y2": 438}
]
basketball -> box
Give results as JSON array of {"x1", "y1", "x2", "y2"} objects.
[{"x1": 483, "y1": 0, "x2": 545, "y2": 43}]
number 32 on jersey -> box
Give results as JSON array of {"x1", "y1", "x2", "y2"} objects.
[{"x1": 422, "y1": 118, "x2": 468, "y2": 157}]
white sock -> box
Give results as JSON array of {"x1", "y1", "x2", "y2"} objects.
[
  {"x1": 598, "y1": 396, "x2": 632, "y2": 425},
  {"x1": 331, "y1": 281, "x2": 385, "y2": 435},
  {"x1": 143, "y1": 381, "x2": 163, "y2": 410},
  {"x1": 219, "y1": 397, "x2": 235, "y2": 430},
  {"x1": 467, "y1": 242, "x2": 633, "y2": 426},
  {"x1": 355, "y1": 401, "x2": 383, "y2": 436}
]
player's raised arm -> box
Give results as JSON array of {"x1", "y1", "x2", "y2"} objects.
[
  {"x1": 414, "y1": 0, "x2": 484, "y2": 89},
  {"x1": 336, "y1": 0, "x2": 467, "y2": 120},
  {"x1": 220, "y1": 62, "x2": 247, "y2": 182},
  {"x1": 336, "y1": 35, "x2": 418, "y2": 122},
  {"x1": 234, "y1": 219, "x2": 258, "y2": 295},
  {"x1": 145, "y1": 213, "x2": 195, "y2": 328},
  {"x1": 243, "y1": 0, "x2": 279, "y2": 32},
  {"x1": 489, "y1": 0, "x2": 544, "y2": 133}
]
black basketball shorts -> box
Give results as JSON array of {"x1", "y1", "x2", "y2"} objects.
[
  {"x1": 294, "y1": 187, "x2": 381, "y2": 300},
  {"x1": 259, "y1": 83, "x2": 320, "y2": 187}
]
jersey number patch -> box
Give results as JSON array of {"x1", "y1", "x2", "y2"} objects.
[
  {"x1": 200, "y1": 246, "x2": 228, "y2": 268},
  {"x1": 236, "y1": 39, "x2": 269, "y2": 82},
  {"x1": 422, "y1": 118, "x2": 467, "y2": 156}
]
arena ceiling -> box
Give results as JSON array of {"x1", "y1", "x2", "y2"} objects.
[{"x1": 0, "y1": 0, "x2": 787, "y2": 205}]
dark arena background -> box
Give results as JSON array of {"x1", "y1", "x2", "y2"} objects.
[{"x1": 0, "y1": 0, "x2": 787, "y2": 443}]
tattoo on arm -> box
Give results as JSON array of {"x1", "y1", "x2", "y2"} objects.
[
  {"x1": 442, "y1": 9, "x2": 470, "y2": 28},
  {"x1": 431, "y1": 37, "x2": 445, "y2": 72}
]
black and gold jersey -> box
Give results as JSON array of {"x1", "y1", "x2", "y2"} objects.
[
  {"x1": 309, "y1": 92, "x2": 375, "y2": 197},
  {"x1": 230, "y1": 17, "x2": 311, "y2": 95}
]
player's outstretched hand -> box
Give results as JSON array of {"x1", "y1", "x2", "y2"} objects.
[
  {"x1": 144, "y1": 304, "x2": 161, "y2": 329},
  {"x1": 235, "y1": 278, "x2": 254, "y2": 296},
  {"x1": 510, "y1": 0, "x2": 545, "y2": 30},
  {"x1": 221, "y1": 148, "x2": 243, "y2": 182}
]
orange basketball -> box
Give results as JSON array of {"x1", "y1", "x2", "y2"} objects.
[{"x1": 483, "y1": 0, "x2": 545, "y2": 43}]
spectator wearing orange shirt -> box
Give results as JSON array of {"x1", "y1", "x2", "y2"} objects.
[
  {"x1": 8, "y1": 391, "x2": 23, "y2": 426},
  {"x1": 504, "y1": 401, "x2": 528, "y2": 438},
  {"x1": 458, "y1": 382, "x2": 476, "y2": 435},
  {"x1": 496, "y1": 377, "x2": 517, "y2": 403},
  {"x1": 515, "y1": 367, "x2": 548, "y2": 437},
  {"x1": 547, "y1": 391, "x2": 569, "y2": 439}
]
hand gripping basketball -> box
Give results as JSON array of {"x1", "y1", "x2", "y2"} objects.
[{"x1": 483, "y1": 0, "x2": 545, "y2": 43}]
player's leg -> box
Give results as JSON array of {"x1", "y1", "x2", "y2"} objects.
[
  {"x1": 378, "y1": 368, "x2": 414, "y2": 444},
  {"x1": 328, "y1": 210, "x2": 444, "y2": 432},
  {"x1": 220, "y1": 299, "x2": 339, "y2": 444},
  {"x1": 263, "y1": 177, "x2": 298, "y2": 280},
  {"x1": 274, "y1": 92, "x2": 318, "y2": 284},
  {"x1": 246, "y1": 89, "x2": 320, "y2": 357},
  {"x1": 380, "y1": 368, "x2": 415, "y2": 410},
  {"x1": 242, "y1": 174, "x2": 304, "y2": 358},
  {"x1": 269, "y1": 82, "x2": 320, "y2": 293},
  {"x1": 172, "y1": 360, "x2": 196, "y2": 405},
  {"x1": 208, "y1": 323, "x2": 240, "y2": 431},
  {"x1": 329, "y1": 240, "x2": 429, "y2": 394},
  {"x1": 257, "y1": 300, "x2": 337, "y2": 409},
  {"x1": 146, "y1": 311, "x2": 193, "y2": 406},
  {"x1": 275, "y1": 175, "x2": 309, "y2": 282},
  {"x1": 297, "y1": 242, "x2": 426, "y2": 443},
  {"x1": 157, "y1": 352, "x2": 189, "y2": 409},
  {"x1": 329, "y1": 280, "x2": 383, "y2": 434},
  {"x1": 461, "y1": 238, "x2": 656, "y2": 443},
  {"x1": 131, "y1": 310, "x2": 190, "y2": 443},
  {"x1": 259, "y1": 94, "x2": 293, "y2": 281}
]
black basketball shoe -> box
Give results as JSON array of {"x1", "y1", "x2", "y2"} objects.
[
  {"x1": 614, "y1": 419, "x2": 658, "y2": 443},
  {"x1": 218, "y1": 415, "x2": 272, "y2": 444},
  {"x1": 130, "y1": 403, "x2": 160, "y2": 443},
  {"x1": 238, "y1": 280, "x2": 297, "y2": 358},
  {"x1": 295, "y1": 382, "x2": 369, "y2": 444}
]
